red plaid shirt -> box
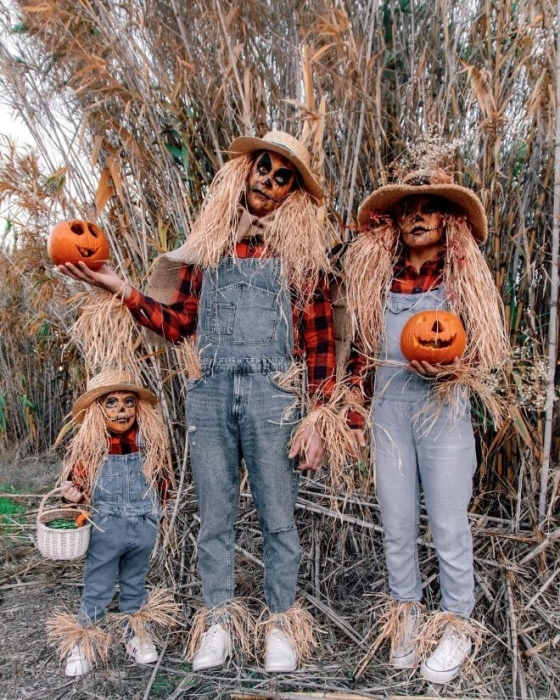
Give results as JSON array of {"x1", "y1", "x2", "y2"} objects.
[
  {"x1": 347, "y1": 248, "x2": 445, "y2": 428},
  {"x1": 125, "y1": 239, "x2": 336, "y2": 399}
]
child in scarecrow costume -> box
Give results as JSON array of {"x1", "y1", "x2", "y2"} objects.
[
  {"x1": 58, "y1": 131, "x2": 341, "y2": 673},
  {"x1": 46, "y1": 369, "x2": 177, "y2": 677},
  {"x1": 343, "y1": 166, "x2": 510, "y2": 684}
]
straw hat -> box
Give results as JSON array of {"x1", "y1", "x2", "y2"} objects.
[
  {"x1": 358, "y1": 169, "x2": 488, "y2": 242},
  {"x1": 72, "y1": 369, "x2": 158, "y2": 422},
  {"x1": 228, "y1": 130, "x2": 324, "y2": 203}
]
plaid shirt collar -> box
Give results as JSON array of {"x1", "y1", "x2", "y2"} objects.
[{"x1": 391, "y1": 246, "x2": 446, "y2": 294}]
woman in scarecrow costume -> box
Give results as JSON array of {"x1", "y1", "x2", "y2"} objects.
[
  {"x1": 344, "y1": 166, "x2": 510, "y2": 684},
  {"x1": 46, "y1": 369, "x2": 177, "y2": 677},
  {"x1": 58, "y1": 131, "x2": 340, "y2": 673}
]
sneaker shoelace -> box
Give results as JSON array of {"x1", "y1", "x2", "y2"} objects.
[{"x1": 201, "y1": 626, "x2": 226, "y2": 651}]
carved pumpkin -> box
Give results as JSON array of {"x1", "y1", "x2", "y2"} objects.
[
  {"x1": 47, "y1": 219, "x2": 109, "y2": 270},
  {"x1": 400, "y1": 310, "x2": 467, "y2": 365}
]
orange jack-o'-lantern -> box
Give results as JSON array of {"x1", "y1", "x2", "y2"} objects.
[
  {"x1": 47, "y1": 220, "x2": 110, "y2": 270},
  {"x1": 400, "y1": 310, "x2": 467, "y2": 365}
]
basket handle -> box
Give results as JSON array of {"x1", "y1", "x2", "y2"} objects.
[{"x1": 38, "y1": 486, "x2": 89, "y2": 518}]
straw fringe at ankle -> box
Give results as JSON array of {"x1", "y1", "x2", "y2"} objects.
[
  {"x1": 112, "y1": 588, "x2": 181, "y2": 644},
  {"x1": 46, "y1": 611, "x2": 111, "y2": 663},
  {"x1": 420, "y1": 611, "x2": 484, "y2": 662},
  {"x1": 186, "y1": 600, "x2": 255, "y2": 661},
  {"x1": 256, "y1": 604, "x2": 317, "y2": 664}
]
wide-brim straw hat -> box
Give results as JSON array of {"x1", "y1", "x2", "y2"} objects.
[
  {"x1": 72, "y1": 369, "x2": 158, "y2": 422},
  {"x1": 358, "y1": 169, "x2": 488, "y2": 242},
  {"x1": 228, "y1": 130, "x2": 324, "y2": 203}
]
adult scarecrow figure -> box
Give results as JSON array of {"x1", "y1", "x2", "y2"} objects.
[
  {"x1": 58, "y1": 131, "x2": 337, "y2": 673},
  {"x1": 344, "y1": 166, "x2": 510, "y2": 684},
  {"x1": 46, "y1": 369, "x2": 177, "y2": 677}
]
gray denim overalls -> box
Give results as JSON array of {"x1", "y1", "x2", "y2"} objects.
[
  {"x1": 186, "y1": 257, "x2": 301, "y2": 614},
  {"x1": 372, "y1": 286, "x2": 476, "y2": 617},
  {"x1": 77, "y1": 451, "x2": 161, "y2": 625}
]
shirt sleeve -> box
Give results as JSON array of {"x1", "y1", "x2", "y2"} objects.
[
  {"x1": 345, "y1": 339, "x2": 373, "y2": 429},
  {"x1": 301, "y1": 275, "x2": 337, "y2": 401},
  {"x1": 124, "y1": 265, "x2": 201, "y2": 343}
]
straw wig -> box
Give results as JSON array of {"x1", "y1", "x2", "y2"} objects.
[
  {"x1": 358, "y1": 168, "x2": 488, "y2": 242},
  {"x1": 228, "y1": 130, "x2": 324, "y2": 203},
  {"x1": 72, "y1": 369, "x2": 158, "y2": 422}
]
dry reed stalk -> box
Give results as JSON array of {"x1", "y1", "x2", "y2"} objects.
[
  {"x1": 112, "y1": 588, "x2": 181, "y2": 644},
  {"x1": 256, "y1": 603, "x2": 318, "y2": 664},
  {"x1": 45, "y1": 610, "x2": 111, "y2": 663}
]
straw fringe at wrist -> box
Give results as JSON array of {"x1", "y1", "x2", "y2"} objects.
[
  {"x1": 256, "y1": 603, "x2": 317, "y2": 664},
  {"x1": 292, "y1": 385, "x2": 371, "y2": 496},
  {"x1": 112, "y1": 588, "x2": 182, "y2": 644},
  {"x1": 186, "y1": 599, "x2": 255, "y2": 661},
  {"x1": 46, "y1": 611, "x2": 111, "y2": 663},
  {"x1": 69, "y1": 290, "x2": 140, "y2": 373}
]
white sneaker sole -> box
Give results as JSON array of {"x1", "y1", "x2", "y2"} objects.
[{"x1": 420, "y1": 660, "x2": 461, "y2": 684}]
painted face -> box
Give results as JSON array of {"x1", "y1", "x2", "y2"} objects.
[
  {"x1": 396, "y1": 195, "x2": 446, "y2": 252},
  {"x1": 99, "y1": 391, "x2": 137, "y2": 434},
  {"x1": 245, "y1": 151, "x2": 296, "y2": 217}
]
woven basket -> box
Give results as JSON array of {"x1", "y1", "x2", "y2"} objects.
[{"x1": 36, "y1": 487, "x2": 91, "y2": 560}]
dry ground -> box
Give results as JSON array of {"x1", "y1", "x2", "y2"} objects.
[{"x1": 0, "y1": 453, "x2": 558, "y2": 700}]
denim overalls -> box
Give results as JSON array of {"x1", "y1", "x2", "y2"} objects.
[
  {"x1": 77, "y1": 451, "x2": 161, "y2": 625},
  {"x1": 186, "y1": 257, "x2": 301, "y2": 614},
  {"x1": 372, "y1": 286, "x2": 476, "y2": 617}
]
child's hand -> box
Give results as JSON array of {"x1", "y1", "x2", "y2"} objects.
[{"x1": 61, "y1": 480, "x2": 84, "y2": 503}]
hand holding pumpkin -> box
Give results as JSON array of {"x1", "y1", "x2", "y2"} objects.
[
  {"x1": 58, "y1": 261, "x2": 131, "y2": 299},
  {"x1": 408, "y1": 356, "x2": 462, "y2": 379}
]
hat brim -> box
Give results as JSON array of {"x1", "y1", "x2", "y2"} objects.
[
  {"x1": 358, "y1": 183, "x2": 488, "y2": 242},
  {"x1": 72, "y1": 382, "x2": 158, "y2": 423},
  {"x1": 228, "y1": 136, "x2": 324, "y2": 203}
]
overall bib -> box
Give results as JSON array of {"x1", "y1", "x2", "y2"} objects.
[
  {"x1": 186, "y1": 257, "x2": 301, "y2": 613},
  {"x1": 78, "y1": 452, "x2": 160, "y2": 624},
  {"x1": 372, "y1": 286, "x2": 476, "y2": 617}
]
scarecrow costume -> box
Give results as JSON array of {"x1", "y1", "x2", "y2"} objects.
[
  {"x1": 60, "y1": 131, "x2": 339, "y2": 672},
  {"x1": 46, "y1": 369, "x2": 178, "y2": 677},
  {"x1": 344, "y1": 167, "x2": 510, "y2": 684}
]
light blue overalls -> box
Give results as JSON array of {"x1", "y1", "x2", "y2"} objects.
[
  {"x1": 77, "y1": 451, "x2": 161, "y2": 625},
  {"x1": 372, "y1": 286, "x2": 476, "y2": 617},
  {"x1": 186, "y1": 257, "x2": 301, "y2": 614}
]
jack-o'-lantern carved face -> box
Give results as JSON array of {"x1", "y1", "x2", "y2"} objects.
[
  {"x1": 400, "y1": 310, "x2": 467, "y2": 365},
  {"x1": 47, "y1": 220, "x2": 110, "y2": 270},
  {"x1": 245, "y1": 151, "x2": 297, "y2": 217},
  {"x1": 99, "y1": 391, "x2": 138, "y2": 434}
]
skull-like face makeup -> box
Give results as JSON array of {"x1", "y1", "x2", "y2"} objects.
[
  {"x1": 396, "y1": 195, "x2": 447, "y2": 252},
  {"x1": 244, "y1": 151, "x2": 297, "y2": 217},
  {"x1": 100, "y1": 391, "x2": 138, "y2": 434}
]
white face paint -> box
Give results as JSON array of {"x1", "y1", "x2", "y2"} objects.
[{"x1": 100, "y1": 391, "x2": 137, "y2": 434}]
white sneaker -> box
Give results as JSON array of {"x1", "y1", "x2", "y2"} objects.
[
  {"x1": 126, "y1": 634, "x2": 158, "y2": 664},
  {"x1": 390, "y1": 604, "x2": 420, "y2": 669},
  {"x1": 191, "y1": 624, "x2": 231, "y2": 672},
  {"x1": 65, "y1": 643, "x2": 92, "y2": 677},
  {"x1": 420, "y1": 625, "x2": 472, "y2": 684},
  {"x1": 264, "y1": 628, "x2": 297, "y2": 673}
]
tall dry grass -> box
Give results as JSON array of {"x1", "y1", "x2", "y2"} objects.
[{"x1": 0, "y1": 1, "x2": 558, "y2": 693}]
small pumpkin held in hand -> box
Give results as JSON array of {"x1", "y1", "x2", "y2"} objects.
[
  {"x1": 48, "y1": 219, "x2": 109, "y2": 270},
  {"x1": 400, "y1": 310, "x2": 467, "y2": 365}
]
